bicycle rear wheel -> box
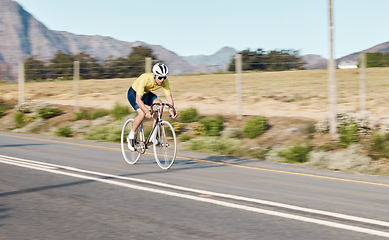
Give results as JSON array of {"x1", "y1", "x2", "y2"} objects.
[
  {"x1": 121, "y1": 118, "x2": 141, "y2": 165},
  {"x1": 153, "y1": 121, "x2": 177, "y2": 170}
]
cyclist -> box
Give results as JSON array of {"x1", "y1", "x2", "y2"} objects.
[{"x1": 126, "y1": 63, "x2": 177, "y2": 151}]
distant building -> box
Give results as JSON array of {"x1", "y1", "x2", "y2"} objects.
[{"x1": 338, "y1": 60, "x2": 358, "y2": 69}]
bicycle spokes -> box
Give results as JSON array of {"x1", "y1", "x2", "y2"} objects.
[{"x1": 153, "y1": 121, "x2": 176, "y2": 170}]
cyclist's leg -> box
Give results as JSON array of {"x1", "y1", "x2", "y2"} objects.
[
  {"x1": 132, "y1": 109, "x2": 145, "y2": 132},
  {"x1": 127, "y1": 87, "x2": 145, "y2": 133}
]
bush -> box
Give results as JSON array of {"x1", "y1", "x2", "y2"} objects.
[
  {"x1": 187, "y1": 137, "x2": 240, "y2": 156},
  {"x1": 55, "y1": 126, "x2": 73, "y2": 137},
  {"x1": 0, "y1": 99, "x2": 13, "y2": 118},
  {"x1": 278, "y1": 145, "x2": 311, "y2": 163},
  {"x1": 111, "y1": 103, "x2": 130, "y2": 121},
  {"x1": 84, "y1": 122, "x2": 122, "y2": 142},
  {"x1": 198, "y1": 118, "x2": 223, "y2": 136},
  {"x1": 75, "y1": 109, "x2": 109, "y2": 120},
  {"x1": 179, "y1": 107, "x2": 199, "y2": 123},
  {"x1": 90, "y1": 109, "x2": 109, "y2": 120},
  {"x1": 244, "y1": 116, "x2": 269, "y2": 139},
  {"x1": 339, "y1": 121, "x2": 359, "y2": 147},
  {"x1": 14, "y1": 112, "x2": 26, "y2": 128},
  {"x1": 38, "y1": 107, "x2": 63, "y2": 119},
  {"x1": 369, "y1": 133, "x2": 389, "y2": 159},
  {"x1": 171, "y1": 122, "x2": 182, "y2": 134},
  {"x1": 0, "y1": 106, "x2": 7, "y2": 118},
  {"x1": 75, "y1": 109, "x2": 90, "y2": 120},
  {"x1": 179, "y1": 134, "x2": 191, "y2": 142}
]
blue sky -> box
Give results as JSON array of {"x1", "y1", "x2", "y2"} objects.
[{"x1": 15, "y1": 0, "x2": 389, "y2": 58}]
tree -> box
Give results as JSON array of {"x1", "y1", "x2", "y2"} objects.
[
  {"x1": 365, "y1": 52, "x2": 389, "y2": 68},
  {"x1": 24, "y1": 56, "x2": 47, "y2": 81},
  {"x1": 228, "y1": 48, "x2": 305, "y2": 72},
  {"x1": 48, "y1": 50, "x2": 74, "y2": 79},
  {"x1": 127, "y1": 46, "x2": 157, "y2": 77},
  {"x1": 74, "y1": 51, "x2": 103, "y2": 79}
]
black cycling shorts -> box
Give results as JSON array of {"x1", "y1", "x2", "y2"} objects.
[{"x1": 127, "y1": 87, "x2": 158, "y2": 111}]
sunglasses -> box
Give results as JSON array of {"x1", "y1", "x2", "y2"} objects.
[{"x1": 157, "y1": 76, "x2": 166, "y2": 80}]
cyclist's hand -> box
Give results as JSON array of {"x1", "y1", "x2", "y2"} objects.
[{"x1": 169, "y1": 109, "x2": 177, "y2": 119}]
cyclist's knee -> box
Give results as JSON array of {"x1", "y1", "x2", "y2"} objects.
[{"x1": 136, "y1": 109, "x2": 145, "y2": 118}]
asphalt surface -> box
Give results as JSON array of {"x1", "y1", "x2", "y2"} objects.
[{"x1": 0, "y1": 131, "x2": 389, "y2": 240}]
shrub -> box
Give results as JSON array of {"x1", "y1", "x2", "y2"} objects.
[
  {"x1": 187, "y1": 137, "x2": 240, "y2": 156},
  {"x1": 339, "y1": 121, "x2": 359, "y2": 147},
  {"x1": 55, "y1": 126, "x2": 73, "y2": 137},
  {"x1": 179, "y1": 107, "x2": 199, "y2": 123},
  {"x1": 90, "y1": 109, "x2": 109, "y2": 120},
  {"x1": 369, "y1": 133, "x2": 389, "y2": 159},
  {"x1": 84, "y1": 122, "x2": 122, "y2": 142},
  {"x1": 244, "y1": 116, "x2": 269, "y2": 139},
  {"x1": 38, "y1": 107, "x2": 63, "y2": 119},
  {"x1": 75, "y1": 109, "x2": 110, "y2": 120},
  {"x1": 14, "y1": 111, "x2": 26, "y2": 128},
  {"x1": 111, "y1": 103, "x2": 130, "y2": 121},
  {"x1": 198, "y1": 118, "x2": 223, "y2": 136},
  {"x1": 0, "y1": 99, "x2": 13, "y2": 118},
  {"x1": 171, "y1": 122, "x2": 182, "y2": 134},
  {"x1": 315, "y1": 112, "x2": 375, "y2": 136},
  {"x1": 179, "y1": 134, "x2": 191, "y2": 142},
  {"x1": 75, "y1": 109, "x2": 90, "y2": 120},
  {"x1": 278, "y1": 145, "x2": 311, "y2": 163}
]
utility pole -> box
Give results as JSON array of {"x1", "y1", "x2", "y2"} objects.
[
  {"x1": 145, "y1": 57, "x2": 152, "y2": 73},
  {"x1": 18, "y1": 62, "x2": 25, "y2": 105},
  {"x1": 73, "y1": 61, "x2": 80, "y2": 113},
  {"x1": 328, "y1": 0, "x2": 337, "y2": 138},
  {"x1": 359, "y1": 51, "x2": 366, "y2": 113},
  {"x1": 235, "y1": 54, "x2": 243, "y2": 120}
]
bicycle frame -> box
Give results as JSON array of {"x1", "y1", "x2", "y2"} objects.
[{"x1": 136, "y1": 103, "x2": 174, "y2": 151}]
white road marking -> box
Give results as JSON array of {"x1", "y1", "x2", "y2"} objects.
[{"x1": 1, "y1": 154, "x2": 388, "y2": 238}]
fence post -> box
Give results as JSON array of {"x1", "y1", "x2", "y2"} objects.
[
  {"x1": 18, "y1": 62, "x2": 25, "y2": 105},
  {"x1": 145, "y1": 57, "x2": 152, "y2": 73},
  {"x1": 74, "y1": 61, "x2": 80, "y2": 113},
  {"x1": 359, "y1": 51, "x2": 366, "y2": 113},
  {"x1": 328, "y1": 0, "x2": 337, "y2": 138},
  {"x1": 235, "y1": 54, "x2": 243, "y2": 120}
]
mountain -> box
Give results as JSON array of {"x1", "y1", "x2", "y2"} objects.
[
  {"x1": 302, "y1": 54, "x2": 327, "y2": 70},
  {"x1": 183, "y1": 47, "x2": 237, "y2": 66},
  {"x1": 0, "y1": 0, "x2": 235, "y2": 80},
  {"x1": 182, "y1": 47, "x2": 237, "y2": 73},
  {"x1": 337, "y1": 41, "x2": 389, "y2": 63}
]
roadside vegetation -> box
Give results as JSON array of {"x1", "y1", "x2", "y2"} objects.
[{"x1": 1, "y1": 100, "x2": 388, "y2": 176}]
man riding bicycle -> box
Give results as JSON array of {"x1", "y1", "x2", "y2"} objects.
[{"x1": 127, "y1": 63, "x2": 177, "y2": 151}]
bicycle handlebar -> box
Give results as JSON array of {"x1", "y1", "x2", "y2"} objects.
[{"x1": 150, "y1": 103, "x2": 176, "y2": 117}]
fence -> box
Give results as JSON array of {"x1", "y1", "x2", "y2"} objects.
[{"x1": 14, "y1": 54, "x2": 388, "y2": 134}]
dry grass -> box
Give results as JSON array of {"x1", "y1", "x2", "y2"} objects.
[{"x1": 1, "y1": 68, "x2": 389, "y2": 120}]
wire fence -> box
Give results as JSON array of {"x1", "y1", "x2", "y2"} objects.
[{"x1": 9, "y1": 54, "x2": 389, "y2": 125}]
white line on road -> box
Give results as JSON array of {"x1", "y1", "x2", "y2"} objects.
[{"x1": 1, "y1": 154, "x2": 388, "y2": 238}]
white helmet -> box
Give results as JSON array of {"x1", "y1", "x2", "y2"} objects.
[{"x1": 152, "y1": 63, "x2": 169, "y2": 77}]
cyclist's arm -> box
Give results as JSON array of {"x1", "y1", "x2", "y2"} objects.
[
  {"x1": 136, "y1": 94, "x2": 152, "y2": 118},
  {"x1": 166, "y1": 95, "x2": 177, "y2": 119}
]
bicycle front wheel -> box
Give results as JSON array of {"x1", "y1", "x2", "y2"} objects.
[
  {"x1": 153, "y1": 121, "x2": 177, "y2": 170},
  {"x1": 121, "y1": 118, "x2": 141, "y2": 165}
]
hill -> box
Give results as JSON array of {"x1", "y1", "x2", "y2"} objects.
[
  {"x1": 336, "y1": 41, "x2": 389, "y2": 64},
  {"x1": 0, "y1": 0, "x2": 235, "y2": 80}
]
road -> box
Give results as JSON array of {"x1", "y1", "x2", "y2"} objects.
[{"x1": 0, "y1": 131, "x2": 389, "y2": 240}]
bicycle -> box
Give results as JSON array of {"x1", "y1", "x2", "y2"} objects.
[{"x1": 120, "y1": 103, "x2": 177, "y2": 170}]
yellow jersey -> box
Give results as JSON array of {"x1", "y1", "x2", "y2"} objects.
[{"x1": 132, "y1": 73, "x2": 171, "y2": 96}]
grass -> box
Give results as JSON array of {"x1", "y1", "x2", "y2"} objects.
[{"x1": 1, "y1": 68, "x2": 389, "y2": 119}]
